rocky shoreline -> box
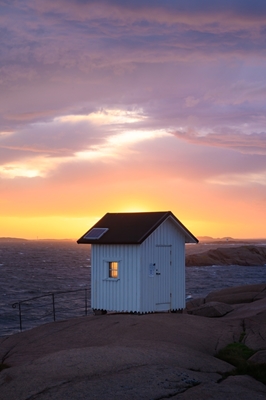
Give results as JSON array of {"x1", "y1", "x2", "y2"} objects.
[
  {"x1": 186, "y1": 245, "x2": 266, "y2": 267},
  {"x1": 0, "y1": 283, "x2": 266, "y2": 399}
]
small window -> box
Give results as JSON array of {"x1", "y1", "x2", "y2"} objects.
[{"x1": 109, "y1": 262, "x2": 118, "y2": 278}]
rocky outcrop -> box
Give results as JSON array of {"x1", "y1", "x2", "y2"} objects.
[
  {"x1": 187, "y1": 301, "x2": 234, "y2": 317},
  {"x1": 186, "y1": 284, "x2": 266, "y2": 319},
  {"x1": 249, "y1": 350, "x2": 266, "y2": 364},
  {"x1": 0, "y1": 283, "x2": 266, "y2": 400},
  {"x1": 186, "y1": 245, "x2": 266, "y2": 266},
  {"x1": 205, "y1": 283, "x2": 266, "y2": 304}
]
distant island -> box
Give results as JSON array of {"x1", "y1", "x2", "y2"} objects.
[
  {"x1": 186, "y1": 245, "x2": 266, "y2": 267},
  {"x1": 0, "y1": 237, "x2": 74, "y2": 242},
  {"x1": 197, "y1": 236, "x2": 235, "y2": 242},
  {"x1": 0, "y1": 237, "x2": 28, "y2": 242},
  {"x1": 197, "y1": 236, "x2": 266, "y2": 244}
]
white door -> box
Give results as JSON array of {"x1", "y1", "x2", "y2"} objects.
[{"x1": 155, "y1": 246, "x2": 171, "y2": 311}]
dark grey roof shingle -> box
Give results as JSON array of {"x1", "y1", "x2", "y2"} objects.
[{"x1": 77, "y1": 211, "x2": 198, "y2": 244}]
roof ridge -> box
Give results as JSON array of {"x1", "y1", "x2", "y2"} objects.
[{"x1": 137, "y1": 211, "x2": 171, "y2": 243}]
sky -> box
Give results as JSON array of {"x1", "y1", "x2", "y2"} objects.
[{"x1": 0, "y1": 0, "x2": 266, "y2": 240}]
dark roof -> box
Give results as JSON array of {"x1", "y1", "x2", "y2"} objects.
[{"x1": 77, "y1": 211, "x2": 198, "y2": 245}]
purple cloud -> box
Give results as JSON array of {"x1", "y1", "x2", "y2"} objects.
[{"x1": 172, "y1": 130, "x2": 266, "y2": 155}]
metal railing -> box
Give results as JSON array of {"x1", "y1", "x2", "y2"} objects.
[{"x1": 12, "y1": 288, "x2": 91, "y2": 332}]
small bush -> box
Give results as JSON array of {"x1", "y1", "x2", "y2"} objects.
[
  {"x1": 216, "y1": 342, "x2": 266, "y2": 386},
  {"x1": 217, "y1": 342, "x2": 255, "y2": 367}
]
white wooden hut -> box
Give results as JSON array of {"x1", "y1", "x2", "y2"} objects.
[{"x1": 77, "y1": 211, "x2": 198, "y2": 313}]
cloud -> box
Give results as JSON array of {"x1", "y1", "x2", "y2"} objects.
[
  {"x1": 0, "y1": 107, "x2": 169, "y2": 178},
  {"x1": 6, "y1": 110, "x2": 57, "y2": 122},
  {"x1": 0, "y1": 108, "x2": 147, "y2": 156},
  {"x1": 172, "y1": 129, "x2": 266, "y2": 155},
  {"x1": 1, "y1": 0, "x2": 266, "y2": 240},
  {"x1": 26, "y1": 0, "x2": 266, "y2": 30},
  {"x1": 56, "y1": 108, "x2": 147, "y2": 125},
  {"x1": 207, "y1": 171, "x2": 266, "y2": 186},
  {"x1": 185, "y1": 96, "x2": 200, "y2": 107},
  {"x1": 2, "y1": 0, "x2": 266, "y2": 82},
  {"x1": 1, "y1": 0, "x2": 266, "y2": 136}
]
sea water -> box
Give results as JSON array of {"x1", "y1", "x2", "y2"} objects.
[{"x1": 0, "y1": 240, "x2": 265, "y2": 337}]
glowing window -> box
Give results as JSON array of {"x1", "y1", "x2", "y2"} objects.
[{"x1": 109, "y1": 262, "x2": 118, "y2": 278}]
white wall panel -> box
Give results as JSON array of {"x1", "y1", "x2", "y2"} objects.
[
  {"x1": 140, "y1": 217, "x2": 186, "y2": 312},
  {"x1": 91, "y1": 244, "x2": 141, "y2": 312}
]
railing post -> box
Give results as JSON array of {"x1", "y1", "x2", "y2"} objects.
[
  {"x1": 52, "y1": 293, "x2": 56, "y2": 322},
  {"x1": 85, "y1": 288, "x2": 88, "y2": 316}
]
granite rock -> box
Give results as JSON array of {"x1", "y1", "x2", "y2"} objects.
[
  {"x1": 186, "y1": 245, "x2": 266, "y2": 267},
  {"x1": 187, "y1": 301, "x2": 234, "y2": 317},
  {"x1": 205, "y1": 283, "x2": 266, "y2": 304},
  {"x1": 249, "y1": 350, "x2": 266, "y2": 364},
  {"x1": 1, "y1": 283, "x2": 266, "y2": 400}
]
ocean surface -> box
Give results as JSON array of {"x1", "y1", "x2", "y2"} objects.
[{"x1": 1, "y1": 240, "x2": 265, "y2": 337}]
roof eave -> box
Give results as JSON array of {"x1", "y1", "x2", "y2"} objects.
[
  {"x1": 167, "y1": 214, "x2": 198, "y2": 244},
  {"x1": 184, "y1": 234, "x2": 198, "y2": 244},
  {"x1": 77, "y1": 240, "x2": 141, "y2": 245}
]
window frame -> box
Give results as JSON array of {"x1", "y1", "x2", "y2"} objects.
[{"x1": 108, "y1": 261, "x2": 119, "y2": 279}]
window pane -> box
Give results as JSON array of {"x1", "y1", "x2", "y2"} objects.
[{"x1": 109, "y1": 262, "x2": 118, "y2": 278}]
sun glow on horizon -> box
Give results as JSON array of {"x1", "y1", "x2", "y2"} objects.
[{"x1": 1, "y1": 213, "x2": 264, "y2": 240}]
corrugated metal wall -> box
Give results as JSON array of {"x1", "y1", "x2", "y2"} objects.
[
  {"x1": 91, "y1": 244, "x2": 141, "y2": 312},
  {"x1": 91, "y1": 216, "x2": 186, "y2": 313},
  {"x1": 140, "y1": 217, "x2": 185, "y2": 312}
]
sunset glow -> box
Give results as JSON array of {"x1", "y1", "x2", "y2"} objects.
[{"x1": 0, "y1": 1, "x2": 266, "y2": 240}]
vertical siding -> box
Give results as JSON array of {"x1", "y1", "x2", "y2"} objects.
[
  {"x1": 91, "y1": 244, "x2": 141, "y2": 312},
  {"x1": 139, "y1": 232, "x2": 158, "y2": 312},
  {"x1": 91, "y1": 216, "x2": 186, "y2": 313},
  {"x1": 140, "y1": 217, "x2": 186, "y2": 312}
]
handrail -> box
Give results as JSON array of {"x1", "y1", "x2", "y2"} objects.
[{"x1": 11, "y1": 288, "x2": 91, "y2": 332}]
